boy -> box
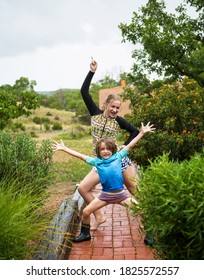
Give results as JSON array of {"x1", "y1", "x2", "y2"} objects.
[{"x1": 52, "y1": 122, "x2": 155, "y2": 242}]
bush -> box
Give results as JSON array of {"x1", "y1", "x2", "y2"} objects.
[
  {"x1": 122, "y1": 78, "x2": 204, "y2": 166},
  {"x1": 57, "y1": 126, "x2": 91, "y2": 140},
  {"x1": 132, "y1": 150, "x2": 204, "y2": 259},
  {"x1": 10, "y1": 122, "x2": 26, "y2": 132},
  {"x1": 68, "y1": 126, "x2": 90, "y2": 139},
  {"x1": 44, "y1": 123, "x2": 51, "y2": 131},
  {"x1": 33, "y1": 116, "x2": 51, "y2": 125},
  {"x1": 33, "y1": 116, "x2": 42, "y2": 124},
  {"x1": 0, "y1": 132, "x2": 53, "y2": 195},
  {"x1": 0, "y1": 178, "x2": 50, "y2": 259},
  {"x1": 52, "y1": 122, "x2": 62, "y2": 130}
]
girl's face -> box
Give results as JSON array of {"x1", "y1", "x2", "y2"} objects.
[
  {"x1": 99, "y1": 142, "x2": 113, "y2": 159},
  {"x1": 104, "y1": 100, "x2": 121, "y2": 118}
]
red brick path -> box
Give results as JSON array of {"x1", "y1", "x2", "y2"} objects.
[{"x1": 68, "y1": 186, "x2": 155, "y2": 260}]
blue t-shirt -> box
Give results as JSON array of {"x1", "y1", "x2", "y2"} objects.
[{"x1": 86, "y1": 148, "x2": 129, "y2": 192}]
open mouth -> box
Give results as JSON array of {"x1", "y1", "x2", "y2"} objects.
[
  {"x1": 103, "y1": 154, "x2": 110, "y2": 158},
  {"x1": 110, "y1": 112, "x2": 117, "y2": 117}
]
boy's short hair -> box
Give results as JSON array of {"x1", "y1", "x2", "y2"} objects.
[{"x1": 95, "y1": 137, "x2": 117, "y2": 157}]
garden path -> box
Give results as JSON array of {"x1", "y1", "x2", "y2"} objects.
[{"x1": 68, "y1": 184, "x2": 154, "y2": 260}]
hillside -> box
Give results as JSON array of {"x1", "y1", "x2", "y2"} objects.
[
  {"x1": 37, "y1": 88, "x2": 79, "y2": 96},
  {"x1": 16, "y1": 106, "x2": 90, "y2": 141}
]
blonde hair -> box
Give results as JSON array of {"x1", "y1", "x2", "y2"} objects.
[
  {"x1": 95, "y1": 137, "x2": 117, "y2": 157},
  {"x1": 101, "y1": 94, "x2": 121, "y2": 111}
]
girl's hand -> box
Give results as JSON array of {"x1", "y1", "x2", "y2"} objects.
[
  {"x1": 90, "y1": 57, "x2": 97, "y2": 72},
  {"x1": 52, "y1": 140, "x2": 66, "y2": 152},
  {"x1": 140, "y1": 122, "x2": 156, "y2": 134}
]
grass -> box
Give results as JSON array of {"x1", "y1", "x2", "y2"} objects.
[
  {"x1": 52, "y1": 136, "x2": 93, "y2": 183},
  {"x1": 0, "y1": 178, "x2": 51, "y2": 260}
]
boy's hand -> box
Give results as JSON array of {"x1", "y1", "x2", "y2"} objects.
[
  {"x1": 52, "y1": 140, "x2": 66, "y2": 152},
  {"x1": 140, "y1": 122, "x2": 156, "y2": 134}
]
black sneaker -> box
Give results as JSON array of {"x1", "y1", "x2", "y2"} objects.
[
  {"x1": 144, "y1": 236, "x2": 154, "y2": 246},
  {"x1": 73, "y1": 232, "x2": 91, "y2": 242}
]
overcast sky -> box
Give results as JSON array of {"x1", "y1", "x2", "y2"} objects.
[{"x1": 0, "y1": 0, "x2": 193, "y2": 91}]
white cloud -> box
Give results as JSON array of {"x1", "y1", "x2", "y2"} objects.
[
  {"x1": 0, "y1": 0, "x2": 142, "y2": 90},
  {"x1": 0, "y1": 41, "x2": 134, "y2": 91},
  {"x1": 0, "y1": 0, "x2": 197, "y2": 91},
  {"x1": 81, "y1": 23, "x2": 94, "y2": 36}
]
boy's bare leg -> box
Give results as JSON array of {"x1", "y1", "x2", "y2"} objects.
[
  {"x1": 73, "y1": 198, "x2": 108, "y2": 243},
  {"x1": 82, "y1": 197, "x2": 108, "y2": 226},
  {"x1": 78, "y1": 171, "x2": 106, "y2": 229}
]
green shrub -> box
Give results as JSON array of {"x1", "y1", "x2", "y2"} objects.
[
  {"x1": 44, "y1": 123, "x2": 51, "y2": 131},
  {"x1": 132, "y1": 150, "x2": 204, "y2": 259},
  {"x1": 122, "y1": 78, "x2": 204, "y2": 166},
  {"x1": 33, "y1": 116, "x2": 42, "y2": 124},
  {"x1": 68, "y1": 126, "x2": 90, "y2": 139},
  {"x1": 33, "y1": 116, "x2": 51, "y2": 125},
  {"x1": 0, "y1": 178, "x2": 50, "y2": 260},
  {"x1": 10, "y1": 122, "x2": 26, "y2": 132},
  {"x1": 0, "y1": 132, "x2": 53, "y2": 195},
  {"x1": 52, "y1": 122, "x2": 62, "y2": 130}
]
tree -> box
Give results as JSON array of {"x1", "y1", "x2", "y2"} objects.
[
  {"x1": 122, "y1": 77, "x2": 204, "y2": 166},
  {"x1": 0, "y1": 77, "x2": 40, "y2": 129},
  {"x1": 119, "y1": 0, "x2": 204, "y2": 86},
  {"x1": 98, "y1": 75, "x2": 119, "y2": 88}
]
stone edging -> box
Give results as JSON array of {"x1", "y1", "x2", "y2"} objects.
[{"x1": 33, "y1": 188, "x2": 84, "y2": 260}]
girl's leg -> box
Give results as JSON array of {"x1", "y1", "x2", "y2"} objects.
[
  {"x1": 119, "y1": 196, "x2": 138, "y2": 207},
  {"x1": 123, "y1": 164, "x2": 140, "y2": 195},
  {"x1": 78, "y1": 171, "x2": 106, "y2": 229}
]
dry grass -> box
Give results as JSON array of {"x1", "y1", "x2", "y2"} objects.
[
  {"x1": 18, "y1": 106, "x2": 76, "y2": 130},
  {"x1": 16, "y1": 106, "x2": 90, "y2": 142}
]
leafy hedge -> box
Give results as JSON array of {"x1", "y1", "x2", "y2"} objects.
[
  {"x1": 0, "y1": 132, "x2": 53, "y2": 195},
  {"x1": 122, "y1": 78, "x2": 204, "y2": 166},
  {"x1": 132, "y1": 149, "x2": 204, "y2": 259},
  {"x1": 0, "y1": 132, "x2": 54, "y2": 259}
]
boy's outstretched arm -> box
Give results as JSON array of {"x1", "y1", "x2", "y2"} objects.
[
  {"x1": 52, "y1": 140, "x2": 87, "y2": 161},
  {"x1": 126, "y1": 122, "x2": 155, "y2": 152}
]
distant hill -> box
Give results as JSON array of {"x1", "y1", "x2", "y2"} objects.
[
  {"x1": 37, "y1": 88, "x2": 79, "y2": 96},
  {"x1": 37, "y1": 91, "x2": 56, "y2": 96}
]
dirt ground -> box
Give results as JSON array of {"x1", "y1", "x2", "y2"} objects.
[{"x1": 44, "y1": 182, "x2": 76, "y2": 216}]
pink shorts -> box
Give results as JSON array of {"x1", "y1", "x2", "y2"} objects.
[{"x1": 98, "y1": 190, "x2": 129, "y2": 204}]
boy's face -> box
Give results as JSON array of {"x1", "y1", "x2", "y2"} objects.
[{"x1": 99, "y1": 142, "x2": 113, "y2": 159}]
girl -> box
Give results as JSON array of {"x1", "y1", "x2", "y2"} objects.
[{"x1": 78, "y1": 58, "x2": 140, "y2": 230}]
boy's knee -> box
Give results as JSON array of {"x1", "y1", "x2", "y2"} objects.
[
  {"x1": 82, "y1": 208, "x2": 90, "y2": 218},
  {"x1": 78, "y1": 183, "x2": 88, "y2": 195},
  {"x1": 77, "y1": 183, "x2": 83, "y2": 195}
]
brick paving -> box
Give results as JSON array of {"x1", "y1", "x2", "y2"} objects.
[{"x1": 68, "y1": 185, "x2": 155, "y2": 260}]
